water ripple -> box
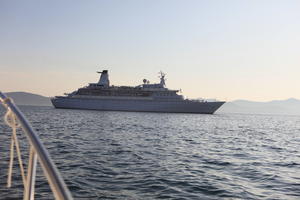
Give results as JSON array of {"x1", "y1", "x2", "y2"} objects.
[{"x1": 0, "y1": 106, "x2": 299, "y2": 199}]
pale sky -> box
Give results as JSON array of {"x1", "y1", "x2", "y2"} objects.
[{"x1": 1, "y1": 0, "x2": 299, "y2": 101}]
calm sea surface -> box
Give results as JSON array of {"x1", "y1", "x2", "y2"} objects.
[{"x1": 0, "y1": 106, "x2": 299, "y2": 199}]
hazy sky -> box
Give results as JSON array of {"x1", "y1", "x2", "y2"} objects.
[{"x1": 1, "y1": 0, "x2": 299, "y2": 101}]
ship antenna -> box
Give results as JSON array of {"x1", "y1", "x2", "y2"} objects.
[
  {"x1": 158, "y1": 71, "x2": 166, "y2": 87},
  {"x1": 158, "y1": 71, "x2": 166, "y2": 78}
]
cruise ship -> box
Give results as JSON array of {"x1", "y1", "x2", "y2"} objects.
[{"x1": 51, "y1": 70, "x2": 225, "y2": 114}]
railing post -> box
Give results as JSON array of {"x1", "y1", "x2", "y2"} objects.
[{"x1": 24, "y1": 146, "x2": 37, "y2": 200}]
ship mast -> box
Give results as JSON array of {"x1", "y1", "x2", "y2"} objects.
[{"x1": 158, "y1": 71, "x2": 166, "y2": 87}]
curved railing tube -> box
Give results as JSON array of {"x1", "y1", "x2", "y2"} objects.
[{"x1": 0, "y1": 91, "x2": 73, "y2": 200}]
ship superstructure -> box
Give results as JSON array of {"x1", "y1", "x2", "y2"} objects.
[{"x1": 51, "y1": 70, "x2": 225, "y2": 114}]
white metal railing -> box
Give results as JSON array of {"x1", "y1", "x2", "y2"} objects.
[{"x1": 0, "y1": 91, "x2": 73, "y2": 200}]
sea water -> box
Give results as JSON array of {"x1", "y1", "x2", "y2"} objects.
[{"x1": 0, "y1": 106, "x2": 299, "y2": 199}]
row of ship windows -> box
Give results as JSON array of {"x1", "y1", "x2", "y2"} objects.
[
  {"x1": 78, "y1": 93, "x2": 149, "y2": 96},
  {"x1": 74, "y1": 99, "x2": 190, "y2": 104},
  {"x1": 155, "y1": 93, "x2": 176, "y2": 96},
  {"x1": 78, "y1": 92, "x2": 176, "y2": 96}
]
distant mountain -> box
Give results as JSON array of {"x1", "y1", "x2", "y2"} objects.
[
  {"x1": 218, "y1": 98, "x2": 300, "y2": 115},
  {"x1": 5, "y1": 92, "x2": 51, "y2": 106}
]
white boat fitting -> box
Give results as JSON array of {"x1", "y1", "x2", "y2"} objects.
[{"x1": 0, "y1": 91, "x2": 73, "y2": 200}]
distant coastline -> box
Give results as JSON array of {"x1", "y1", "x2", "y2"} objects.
[
  {"x1": 4, "y1": 92, "x2": 300, "y2": 115},
  {"x1": 219, "y1": 98, "x2": 300, "y2": 115},
  {"x1": 5, "y1": 92, "x2": 51, "y2": 106}
]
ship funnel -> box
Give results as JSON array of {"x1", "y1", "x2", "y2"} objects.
[{"x1": 97, "y1": 70, "x2": 110, "y2": 87}]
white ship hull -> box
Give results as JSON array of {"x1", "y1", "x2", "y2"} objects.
[{"x1": 51, "y1": 97, "x2": 225, "y2": 114}]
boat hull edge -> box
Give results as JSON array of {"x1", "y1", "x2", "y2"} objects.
[{"x1": 51, "y1": 97, "x2": 225, "y2": 114}]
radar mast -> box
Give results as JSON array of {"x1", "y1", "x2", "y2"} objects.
[{"x1": 158, "y1": 71, "x2": 166, "y2": 87}]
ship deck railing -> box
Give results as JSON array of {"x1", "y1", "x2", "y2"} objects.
[{"x1": 0, "y1": 91, "x2": 73, "y2": 200}]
